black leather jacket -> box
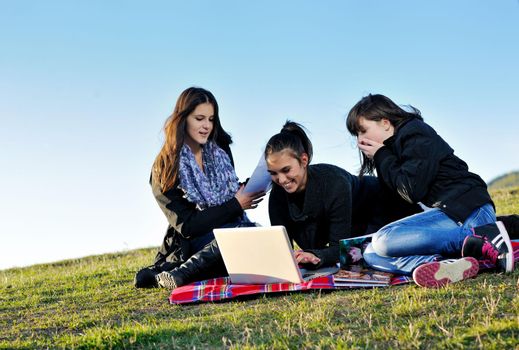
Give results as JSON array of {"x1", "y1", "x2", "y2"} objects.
[{"x1": 373, "y1": 117, "x2": 492, "y2": 223}]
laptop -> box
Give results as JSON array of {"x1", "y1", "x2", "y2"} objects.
[{"x1": 213, "y1": 225, "x2": 338, "y2": 284}]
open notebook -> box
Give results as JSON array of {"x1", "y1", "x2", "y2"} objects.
[{"x1": 213, "y1": 225, "x2": 338, "y2": 284}]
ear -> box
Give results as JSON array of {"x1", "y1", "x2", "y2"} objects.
[
  {"x1": 300, "y1": 153, "x2": 309, "y2": 168},
  {"x1": 381, "y1": 118, "x2": 392, "y2": 131}
]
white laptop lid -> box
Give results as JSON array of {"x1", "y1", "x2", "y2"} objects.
[{"x1": 213, "y1": 225, "x2": 304, "y2": 284}]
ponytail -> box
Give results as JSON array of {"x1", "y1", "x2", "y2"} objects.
[{"x1": 264, "y1": 121, "x2": 313, "y2": 164}]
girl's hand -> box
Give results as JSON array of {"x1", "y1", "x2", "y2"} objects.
[
  {"x1": 234, "y1": 185, "x2": 266, "y2": 210},
  {"x1": 358, "y1": 137, "x2": 384, "y2": 159},
  {"x1": 294, "y1": 250, "x2": 321, "y2": 265}
]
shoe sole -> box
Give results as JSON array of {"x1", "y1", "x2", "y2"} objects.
[
  {"x1": 413, "y1": 257, "x2": 479, "y2": 288},
  {"x1": 156, "y1": 272, "x2": 178, "y2": 290}
]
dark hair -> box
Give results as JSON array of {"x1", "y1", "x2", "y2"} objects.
[
  {"x1": 264, "y1": 121, "x2": 313, "y2": 164},
  {"x1": 153, "y1": 87, "x2": 232, "y2": 192},
  {"x1": 346, "y1": 94, "x2": 423, "y2": 176}
]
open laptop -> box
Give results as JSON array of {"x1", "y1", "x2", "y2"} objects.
[{"x1": 213, "y1": 225, "x2": 338, "y2": 284}]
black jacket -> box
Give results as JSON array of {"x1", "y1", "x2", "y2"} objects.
[
  {"x1": 373, "y1": 117, "x2": 492, "y2": 223},
  {"x1": 269, "y1": 164, "x2": 355, "y2": 268},
  {"x1": 151, "y1": 143, "x2": 244, "y2": 270}
]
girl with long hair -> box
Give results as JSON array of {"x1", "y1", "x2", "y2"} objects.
[{"x1": 135, "y1": 87, "x2": 265, "y2": 288}]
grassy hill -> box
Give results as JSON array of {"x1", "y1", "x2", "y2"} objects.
[
  {"x1": 1, "y1": 188, "x2": 518, "y2": 349},
  {"x1": 488, "y1": 171, "x2": 519, "y2": 190}
]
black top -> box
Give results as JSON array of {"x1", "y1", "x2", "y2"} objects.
[
  {"x1": 269, "y1": 164, "x2": 361, "y2": 268},
  {"x1": 151, "y1": 142, "x2": 244, "y2": 269},
  {"x1": 373, "y1": 117, "x2": 492, "y2": 223}
]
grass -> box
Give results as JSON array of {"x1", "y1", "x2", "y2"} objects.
[{"x1": 1, "y1": 188, "x2": 518, "y2": 349}]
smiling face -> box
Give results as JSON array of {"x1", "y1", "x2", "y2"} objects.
[
  {"x1": 184, "y1": 102, "x2": 214, "y2": 151},
  {"x1": 266, "y1": 150, "x2": 309, "y2": 193},
  {"x1": 357, "y1": 116, "x2": 394, "y2": 144}
]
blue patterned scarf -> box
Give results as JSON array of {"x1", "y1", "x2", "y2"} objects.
[{"x1": 178, "y1": 141, "x2": 239, "y2": 210}]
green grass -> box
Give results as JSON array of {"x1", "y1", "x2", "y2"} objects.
[{"x1": 1, "y1": 188, "x2": 518, "y2": 349}]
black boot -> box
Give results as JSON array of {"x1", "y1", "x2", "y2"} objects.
[
  {"x1": 156, "y1": 239, "x2": 227, "y2": 289},
  {"x1": 497, "y1": 215, "x2": 519, "y2": 240},
  {"x1": 134, "y1": 265, "x2": 161, "y2": 288}
]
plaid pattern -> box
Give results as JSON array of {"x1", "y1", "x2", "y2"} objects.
[
  {"x1": 169, "y1": 241, "x2": 519, "y2": 305},
  {"x1": 170, "y1": 274, "x2": 413, "y2": 304}
]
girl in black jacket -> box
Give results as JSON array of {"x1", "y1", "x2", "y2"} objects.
[
  {"x1": 134, "y1": 87, "x2": 265, "y2": 288},
  {"x1": 346, "y1": 94, "x2": 514, "y2": 288}
]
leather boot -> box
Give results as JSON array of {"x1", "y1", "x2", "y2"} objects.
[
  {"x1": 497, "y1": 215, "x2": 519, "y2": 240},
  {"x1": 158, "y1": 239, "x2": 227, "y2": 288}
]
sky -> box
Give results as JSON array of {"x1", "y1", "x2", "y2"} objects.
[{"x1": 1, "y1": 1, "x2": 518, "y2": 270}]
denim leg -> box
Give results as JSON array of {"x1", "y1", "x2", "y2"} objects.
[
  {"x1": 363, "y1": 243, "x2": 440, "y2": 276},
  {"x1": 363, "y1": 204, "x2": 495, "y2": 275}
]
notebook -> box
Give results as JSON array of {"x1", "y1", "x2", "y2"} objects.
[{"x1": 213, "y1": 225, "x2": 338, "y2": 284}]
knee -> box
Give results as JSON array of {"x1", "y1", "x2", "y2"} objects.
[{"x1": 371, "y1": 227, "x2": 395, "y2": 257}]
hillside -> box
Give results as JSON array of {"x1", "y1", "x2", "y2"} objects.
[
  {"x1": 488, "y1": 170, "x2": 519, "y2": 190},
  {"x1": 1, "y1": 188, "x2": 518, "y2": 349}
]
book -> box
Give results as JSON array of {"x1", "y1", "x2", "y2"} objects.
[
  {"x1": 339, "y1": 233, "x2": 373, "y2": 268},
  {"x1": 333, "y1": 266, "x2": 393, "y2": 285},
  {"x1": 337, "y1": 234, "x2": 396, "y2": 287}
]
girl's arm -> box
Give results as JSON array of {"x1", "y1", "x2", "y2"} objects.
[
  {"x1": 373, "y1": 129, "x2": 447, "y2": 204},
  {"x1": 151, "y1": 175, "x2": 243, "y2": 239}
]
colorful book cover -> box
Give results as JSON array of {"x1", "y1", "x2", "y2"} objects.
[{"x1": 339, "y1": 233, "x2": 373, "y2": 268}]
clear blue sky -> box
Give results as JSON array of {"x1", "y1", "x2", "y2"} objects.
[{"x1": 1, "y1": 1, "x2": 518, "y2": 270}]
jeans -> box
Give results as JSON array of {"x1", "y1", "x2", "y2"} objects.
[{"x1": 363, "y1": 203, "x2": 496, "y2": 275}]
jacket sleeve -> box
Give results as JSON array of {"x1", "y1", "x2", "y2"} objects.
[
  {"x1": 304, "y1": 179, "x2": 352, "y2": 268},
  {"x1": 373, "y1": 129, "x2": 444, "y2": 204},
  {"x1": 151, "y1": 176, "x2": 243, "y2": 239}
]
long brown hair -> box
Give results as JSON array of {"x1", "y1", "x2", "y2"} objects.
[{"x1": 153, "y1": 87, "x2": 232, "y2": 192}]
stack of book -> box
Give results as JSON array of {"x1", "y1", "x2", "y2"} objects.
[
  {"x1": 333, "y1": 265, "x2": 393, "y2": 288},
  {"x1": 336, "y1": 233, "x2": 394, "y2": 287}
]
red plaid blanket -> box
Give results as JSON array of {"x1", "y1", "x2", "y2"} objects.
[
  {"x1": 169, "y1": 241, "x2": 519, "y2": 305},
  {"x1": 169, "y1": 274, "x2": 412, "y2": 305}
]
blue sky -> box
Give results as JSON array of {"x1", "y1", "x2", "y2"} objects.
[{"x1": 1, "y1": 1, "x2": 518, "y2": 270}]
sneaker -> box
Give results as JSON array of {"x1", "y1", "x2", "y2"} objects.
[
  {"x1": 462, "y1": 221, "x2": 514, "y2": 272},
  {"x1": 155, "y1": 271, "x2": 178, "y2": 290},
  {"x1": 412, "y1": 257, "x2": 479, "y2": 288}
]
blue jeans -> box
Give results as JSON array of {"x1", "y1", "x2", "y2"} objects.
[{"x1": 363, "y1": 203, "x2": 495, "y2": 275}]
